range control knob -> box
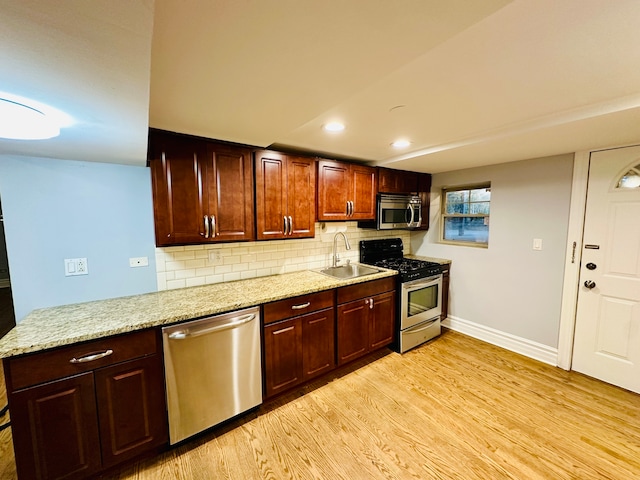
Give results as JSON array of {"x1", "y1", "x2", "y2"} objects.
[{"x1": 584, "y1": 280, "x2": 596, "y2": 289}]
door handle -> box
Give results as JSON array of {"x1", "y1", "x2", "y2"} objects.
[
  {"x1": 210, "y1": 215, "x2": 216, "y2": 237},
  {"x1": 288, "y1": 216, "x2": 293, "y2": 235},
  {"x1": 584, "y1": 280, "x2": 596, "y2": 289},
  {"x1": 168, "y1": 313, "x2": 256, "y2": 339},
  {"x1": 204, "y1": 215, "x2": 210, "y2": 238}
]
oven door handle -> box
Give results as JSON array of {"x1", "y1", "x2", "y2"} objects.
[
  {"x1": 403, "y1": 276, "x2": 442, "y2": 291},
  {"x1": 410, "y1": 318, "x2": 439, "y2": 332}
]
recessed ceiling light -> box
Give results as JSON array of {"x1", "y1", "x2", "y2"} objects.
[
  {"x1": 391, "y1": 139, "x2": 411, "y2": 148},
  {"x1": 323, "y1": 122, "x2": 345, "y2": 133},
  {"x1": 0, "y1": 92, "x2": 72, "y2": 140}
]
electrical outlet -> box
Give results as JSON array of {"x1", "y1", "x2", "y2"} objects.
[
  {"x1": 209, "y1": 250, "x2": 223, "y2": 265},
  {"x1": 65, "y1": 258, "x2": 88, "y2": 276},
  {"x1": 129, "y1": 256, "x2": 149, "y2": 268}
]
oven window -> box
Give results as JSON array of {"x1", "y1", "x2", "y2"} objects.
[
  {"x1": 381, "y1": 207, "x2": 408, "y2": 224},
  {"x1": 407, "y1": 284, "x2": 439, "y2": 317}
]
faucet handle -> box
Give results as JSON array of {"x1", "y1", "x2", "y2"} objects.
[{"x1": 345, "y1": 259, "x2": 351, "y2": 266}]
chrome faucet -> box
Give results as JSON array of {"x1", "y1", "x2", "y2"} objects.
[{"x1": 332, "y1": 231, "x2": 351, "y2": 267}]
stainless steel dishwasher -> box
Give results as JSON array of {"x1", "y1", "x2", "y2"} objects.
[{"x1": 162, "y1": 306, "x2": 262, "y2": 444}]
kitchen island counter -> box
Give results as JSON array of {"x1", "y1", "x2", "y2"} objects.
[{"x1": 0, "y1": 268, "x2": 396, "y2": 358}]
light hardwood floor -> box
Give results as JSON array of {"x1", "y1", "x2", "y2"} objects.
[{"x1": 2, "y1": 330, "x2": 640, "y2": 479}]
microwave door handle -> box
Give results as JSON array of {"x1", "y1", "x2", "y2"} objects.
[{"x1": 406, "y1": 204, "x2": 415, "y2": 226}]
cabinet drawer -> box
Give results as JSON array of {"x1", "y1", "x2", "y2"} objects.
[
  {"x1": 6, "y1": 329, "x2": 159, "y2": 391},
  {"x1": 263, "y1": 290, "x2": 334, "y2": 325},
  {"x1": 337, "y1": 277, "x2": 396, "y2": 305}
]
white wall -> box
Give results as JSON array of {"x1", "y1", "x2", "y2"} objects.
[{"x1": 411, "y1": 154, "x2": 574, "y2": 349}]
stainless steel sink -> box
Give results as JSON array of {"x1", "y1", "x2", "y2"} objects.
[{"x1": 317, "y1": 263, "x2": 381, "y2": 279}]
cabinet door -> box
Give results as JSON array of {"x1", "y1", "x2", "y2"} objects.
[
  {"x1": 207, "y1": 143, "x2": 255, "y2": 242},
  {"x1": 302, "y1": 308, "x2": 335, "y2": 381},
  {"x1": 337, "y1": 299, "x2": 369, "y2": 365},
  {"x1": 317, "y1": 160, "x2": 350, "y2": 220},
  {"x1": 415, "y1": 173, "x2": 432, "y2": 231},
  {"x1": 94, "y1": 355, "x2": 168, "y2": 469},
  {"x1": 287, "y1": 156, "x2": 316, "y2": 238},
  {"x1": 369, "y1": 291, "x2": 396, "y2": 350},
  {"x1": 350, "y1": 164, "x2": 377, "y2": 220},
  {"x1": 441, "y1": 265, "x2": 450, "y2": 322},
  {"x1": 264, "y1": 318, "x2": 303, "y2": 398},
  {"x1": 150, "y1": 134, "x2": 209, "y2": 246},
  {"x1": 10, "y1": 373, "x2": 101, "y2": 480},
  {"x1": 255, "y1": 151, "x2": 287, "y2": 240}
]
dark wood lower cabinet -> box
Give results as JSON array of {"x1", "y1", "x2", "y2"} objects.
[
  {"x1": 263, "y1": 307, "x2": 335, "y2": 399},
  {"x1": 336, "y1": 301, "x2": 369, "y2": 365},
  {"x1": 95, "y1": 356, "x2": 167, "y2": 469},
  {"x1": 337, "y1": 278, "x2": 396, "y2": 366},
  {"x1": 10, "y1": 373, "x2": 101, "y2": 480},
  {"x1": 4, "y1": 329, "x2": 167, "y2": 480},
  {"x1": 264, "y1": 317, "x2": 303, "y2": 397},
  {"x1": 302, "y1": 308, "x2": 335, "y2": 380}
]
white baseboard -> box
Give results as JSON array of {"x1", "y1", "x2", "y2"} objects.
[{"x1": 443, "y1": 316, "x2": 558, "y2": 366}]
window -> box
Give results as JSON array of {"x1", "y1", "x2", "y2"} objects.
[
  {"x1": 442, "y1": 184, "x2": 491, "y2": 246},
  {"x1": 616, "y1": 163, "x2": 640, "y2": 189}
]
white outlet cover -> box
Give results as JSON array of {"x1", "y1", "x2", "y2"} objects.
[
  {"x1": 129, "y1": 256, "x2": 149, "y2": 267},
  {"x1": 65, "y1": 258, "x2": 88, "y2": 276}
]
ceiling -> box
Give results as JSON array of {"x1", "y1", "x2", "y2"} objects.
[{"x1": 2, "y1": 1, "x2": 640, "y2": 173}]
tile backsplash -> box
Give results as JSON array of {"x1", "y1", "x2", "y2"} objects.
[{"x1": 155, "y1": 222, "x2": 411, "y2": 290}]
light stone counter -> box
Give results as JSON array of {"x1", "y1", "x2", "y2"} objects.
[
  {"x1": 0, "y1": 268, "x2": 396, "y2": 358},
  {"x1": 405, "y1": 255, "x2": 451, "y2": 265}
]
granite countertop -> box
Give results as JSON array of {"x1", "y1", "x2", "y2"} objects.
[
  {"x1": 0, "y1": 267, "x2": 397, "y2": 359},
  {"x1": 405, "y1": 254, "x2": 452, "y2": 265}
]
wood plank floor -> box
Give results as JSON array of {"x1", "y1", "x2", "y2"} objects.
[{"x1": 2, "y1": 330, "x2": 640, "y2": 479}]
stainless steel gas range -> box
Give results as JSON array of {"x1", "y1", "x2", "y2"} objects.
[{"x1": 360, "y1": 238, "x2": 443, "y2": 353}]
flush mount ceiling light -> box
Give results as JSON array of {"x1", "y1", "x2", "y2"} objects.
[
  {"x1": 391, "y1": 139, "x2": 411, "y2": 148},
  {"x1": 323, "y1": 121, "x2": 345, "y2": 133},
  {"x1": 0, "y1": 92, "x2": 72, "y2": 140}
]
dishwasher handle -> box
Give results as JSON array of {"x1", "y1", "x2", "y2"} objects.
[{"x1": 168, "y1": 313, "x2": 256, "y2": 340}]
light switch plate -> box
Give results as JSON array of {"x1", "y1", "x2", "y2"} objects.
[
  {"x1": 533, "y1": 238, "x2": 543, "y2": 251},
  {"x1": 129, "y1": 256, "x2": 149, "y2": 267}
]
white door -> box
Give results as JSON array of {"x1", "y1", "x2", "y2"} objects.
[{"x1": 572, "y1": 146, "x2": 640, "y2": 393}]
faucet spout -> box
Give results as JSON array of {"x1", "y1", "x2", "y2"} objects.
[{"x1": 332, "y1": 231, "x2": 351, "y2": 267}]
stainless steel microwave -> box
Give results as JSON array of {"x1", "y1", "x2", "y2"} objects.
[{"x1": 377, "y1": 193, "x2": 422, "y2": 230}]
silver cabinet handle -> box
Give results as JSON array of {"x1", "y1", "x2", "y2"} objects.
[
  {"x1": 204, "y1": 215, "x2": 210, "y2": 238},
  {"x1": 350, "y1": 201, "x2": 354, "y2": 216},
  {"x1": 70, "y1": 349, "x2": 113, "y2": 364},
  {"x1": 369, "y1": 298, "x2": 374, "y2": 309},
  {"x1": 346, "y1": 201, "x2": 350, "y2": 216},
  {"x1": 283, "y1": 216, "x2": 288, "y2": 235},
  {"x1": 288, "y1": 216, "x2": 293, "y2": 235},
  {"x1": 291, "y1": 302, "x2": 311, "y2": 310},
  {"x1": 211, "y1": 215, "x2": 216, "y2": 237},
  {"x1": 168, "y1": 313, "x2": 256, "y2": 339}
]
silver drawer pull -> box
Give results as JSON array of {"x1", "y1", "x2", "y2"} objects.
[
  {"x1": 291, "y1": 302, "x2": 311, "y2": 310},
  {"x1": 70, "y1": 349, "x2": 113, "y2": 364}
]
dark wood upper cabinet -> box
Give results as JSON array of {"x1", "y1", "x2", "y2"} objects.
[
  {"x1": 378, "y1": 167, "x2": 419, "y2": 194},
  {"x1": 255, "y1": 151, "x2": 316, "y2": 240},
  {"x1": 317, "y1": 159, "x2": 376, "y2": 221},
  {"x1": 149, "y1": 129, "x2": 254, "y2": 246},
  {"x1": 415, "y1": 172, "x2": 432, "y2": 231}
]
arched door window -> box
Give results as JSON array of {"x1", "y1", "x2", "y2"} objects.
[{"x1": 616, "y1": 163, "x2": 640, "y2": 189}]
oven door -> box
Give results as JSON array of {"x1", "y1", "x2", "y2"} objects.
[{"x1": 400, "y1": 274, "x2": 442, "y2": 330}]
